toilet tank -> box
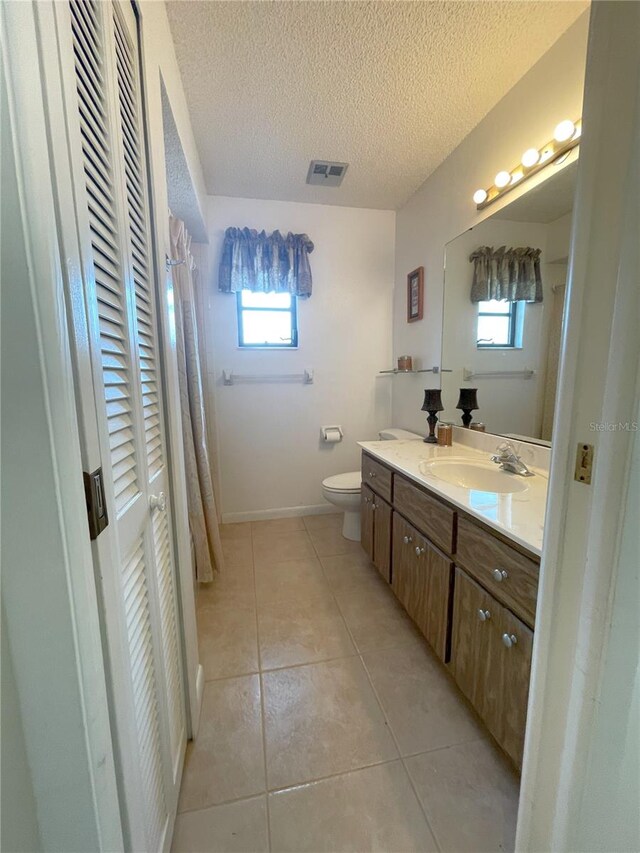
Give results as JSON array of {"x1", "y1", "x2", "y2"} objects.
[{"x1": 378, "y1": 428, "x2": 423, "y2": 441}]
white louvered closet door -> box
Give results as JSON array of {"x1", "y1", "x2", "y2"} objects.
[{"x1": 66, "y1": 1, "x2": 185, "y2": 849}]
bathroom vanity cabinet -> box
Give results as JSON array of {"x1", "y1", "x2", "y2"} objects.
[
  {"x1": 360, "y1": 450, "x2": 540, "y2": 770},
  {"x1": 360, "y1": 484, "x2": 392, "y2": 581}
]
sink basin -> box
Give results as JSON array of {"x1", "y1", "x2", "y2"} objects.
[{"x1": 419, "y1": 458, "x2": 529, "y2": 494}]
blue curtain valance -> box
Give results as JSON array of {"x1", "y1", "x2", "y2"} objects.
[
  {"x1": 218, "y1": 227, "x2": 314, "y2": 297},
  {"x1": 469, "y1": 246, "x2": 543, "y2": 303}
]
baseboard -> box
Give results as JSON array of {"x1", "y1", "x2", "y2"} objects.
[
  {"x1": 221, "y1": 503, "x2": 337, "y2": 524},
  {"x1": 192, "y1": 664, "x2": 205, "y2": 739}
]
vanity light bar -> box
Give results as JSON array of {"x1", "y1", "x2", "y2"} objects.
[{"x1": 473, "y1": 118, "x2": 582, "y2": 210}]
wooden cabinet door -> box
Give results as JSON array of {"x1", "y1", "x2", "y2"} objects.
[
  {"x1": 451, "y1": 568, "x2": 533, "y2": 769},
  {"x1": 451, "y1": 568, "x2": 498, "y2": 714},
  {"x1": 392, "y1": 514, "x2": 453, "y2": 661},
  {"x1": 372, "y1": 495, "x2": 392, "y2": 582},
  {"x1": 497, "y1": 606, "x2": 533, "y2": 769},
  {"x1": 361, "y1": 484, "x2": 375, "y2": 561}
]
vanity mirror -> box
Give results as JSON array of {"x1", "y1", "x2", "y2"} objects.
[{"x1": 441, "y1": 159, "x2": 577, "y2": 442}]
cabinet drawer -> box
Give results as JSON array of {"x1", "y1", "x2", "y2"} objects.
[
  {"x1": 393, "y1": 474, "x2": 456, "y2": 554},
  {"x1": 455, "y1": 517, "x2": 539, "y2": 628},
  {"x1": 362, "y1": 453, "x2": 393, "y2": 502}
]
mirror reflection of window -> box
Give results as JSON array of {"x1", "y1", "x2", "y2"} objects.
[{"x1": 476, "y1": 300, "x2": 524, "y2": 348}]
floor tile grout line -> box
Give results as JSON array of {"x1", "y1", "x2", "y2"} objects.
[
  {"x1": 217, "y1": 518, "x2": 454, "y2": 851},
  {"x1": 251, "y1": 531, "x2": 273, "y2": 853},
  {"x1": 266, "y1": 755, "x2": 411, "y2": 796},
  {"x1": 308, "y1": 531, "x2": 445, "y2": 849},
  {"x1": 359, "y1": 650, "x2": 443, "y2": 853},
  {"x1": 260, "y1": 649, "x2": 361, "y2": 675},
  {"x1": 401, "y1": 754, "x2": 445, "y2": 853},
  {"x1": 176, "y1": 789, "x2": 268, "y2": 817},
  {"x1": 176, "y1": 751, "x2": 432, "y2": 819}
]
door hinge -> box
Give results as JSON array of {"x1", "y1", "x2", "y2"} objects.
[{"x1": 84, "y1": 467, "x2": 109, "y2": 539}]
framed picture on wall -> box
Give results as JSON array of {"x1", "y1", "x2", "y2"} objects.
[{"x1": 407, "y1": 267, "x2": 424, "y2": 322}]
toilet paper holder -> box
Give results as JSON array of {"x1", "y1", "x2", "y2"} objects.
[{"x1": 321, "y1": 425, "x2": 344, "y2": 443}]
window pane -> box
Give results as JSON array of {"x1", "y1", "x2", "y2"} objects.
[
  {"x1": 478, "y1": 300, "x2": 511, "y2": 314},
  {"x1": 477, "y1": 315, "x2": 511, "y2": 346},
  {"x1": 240, "y1": 290, "x2": 291, "y2": 309},
  {"x1": 241, "y1": 310, "x2": 293, "y2": 345}
]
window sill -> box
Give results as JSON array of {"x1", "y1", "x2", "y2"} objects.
[
  {"x1": 236, "y1": 346, "x2": 299, "y2": 351},
  {"x1": 477, "y1": 346, "x2": 524, "y2": 352}
]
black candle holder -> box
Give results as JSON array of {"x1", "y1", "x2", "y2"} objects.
[
  {"x1": 456, "y1": 387, "x2": 479, "y2": 428},
  {"x1": 421, "y1": 389, "x2": 444, "y2": 443}
]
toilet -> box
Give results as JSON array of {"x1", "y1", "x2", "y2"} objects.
[{"x1": 321, "y1": 428, "x2": 423, "y2": 541}]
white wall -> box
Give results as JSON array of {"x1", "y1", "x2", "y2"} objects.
[
  {"x1": 1, "y1": 608, "x2": 41, "y2": 853},
  {"x1": 203, "y1": 196, "x2": 395, "y2": 519},
  {"x1": 139, "y1": 0, "x2": 207, "y2": 231},
  {"x1": 392, "y1": 13, "x2": 589, "y2": 434},
  {"x1": 546, "y1": 211, "x2": 573, "y2": 262}
]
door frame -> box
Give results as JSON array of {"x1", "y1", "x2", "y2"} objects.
[
  {"x1": 516, "y1": 2, "x2": 640, "y2": 848},
  {"x1": 134, "y1": 1, "x2": 203, "y2": 738}
]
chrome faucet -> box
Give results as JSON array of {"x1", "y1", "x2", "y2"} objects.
[{"x1": 491, "y1": 441, "x2": 534, "y2": 477}]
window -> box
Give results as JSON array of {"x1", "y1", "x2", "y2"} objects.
[
  {"x1": 476, "y1": 300, "x2": 523, "y2": 348},
  {"x1": 236, "y1": 290, "x2": 298, "y2": 348}
]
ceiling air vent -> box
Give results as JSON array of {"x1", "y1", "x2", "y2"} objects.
[{"x1": 306, "y1": 160, "x2": 348, "y2": 187}]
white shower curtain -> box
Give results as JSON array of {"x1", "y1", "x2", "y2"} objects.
[{"x1": 169, "y1": 214, "x2": 224, "y2": 582}]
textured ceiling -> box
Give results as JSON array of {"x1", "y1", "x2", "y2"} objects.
[{"x1": 166, "y1": 1, "x2": 587, "y2": 210}]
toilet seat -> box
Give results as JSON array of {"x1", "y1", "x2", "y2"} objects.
[{"x1": 322, "y1": 471, "x2": 361, "y2": 493}]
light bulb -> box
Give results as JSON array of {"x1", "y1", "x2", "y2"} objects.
[
  {"x1": 521, "y1": 148, "x2": 540, "y2": 168},
  {"x1": 473, "y1": 189, "x2": 488, "y2": 204},
  {"x1": 495, "y1": 171, "x2": 511, "y2": 189},
  {"x1": 554, "y1": 120, "x2": 575, "y2": 143}
]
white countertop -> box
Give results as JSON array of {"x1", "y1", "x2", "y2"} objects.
[{"x1": 358, "y1": 440, "x2": 547, "y2": 556}]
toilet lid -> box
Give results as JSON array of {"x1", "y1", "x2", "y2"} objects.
[{"x1": 322, "y1": 471, "x2": 361, "y2": 493}]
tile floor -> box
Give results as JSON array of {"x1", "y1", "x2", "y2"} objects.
[{"x1": 172, "y1": 513, "x2": 520, "y2": 853}]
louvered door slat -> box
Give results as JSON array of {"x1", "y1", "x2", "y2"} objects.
[
  {"x1": 112, "y1": 3, "x2": 184, "y2": 770},
  {"x1": 122, "y1": 542, "x2": 166, "y2": 851},
  {"x1": 152, "y1": 509, "x2": 183, "y2": 757},
  {"x1": 113, "y1": 7, "x2": 164, "y2": 483},
  {"x1": 70, "y1": 0, "x2": 139, "y2": 515}
]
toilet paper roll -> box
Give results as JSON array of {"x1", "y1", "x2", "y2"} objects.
[{"x1": 323, "y1": 428, "x2": 342, "y2": 443}]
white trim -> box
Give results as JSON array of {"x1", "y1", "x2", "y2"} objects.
[
  {"x1": 193, "y1": 664, "x2": 205, "y2": 739},
  {"x1": 516, "y1": 3, "x2": 640, "y2": 849},
  {"x1": 136, "y1": 3, "x2": 202, "y2": 740},
  {"x1": 222, "y1": 503, "x2": 337, "y2": 524}
]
